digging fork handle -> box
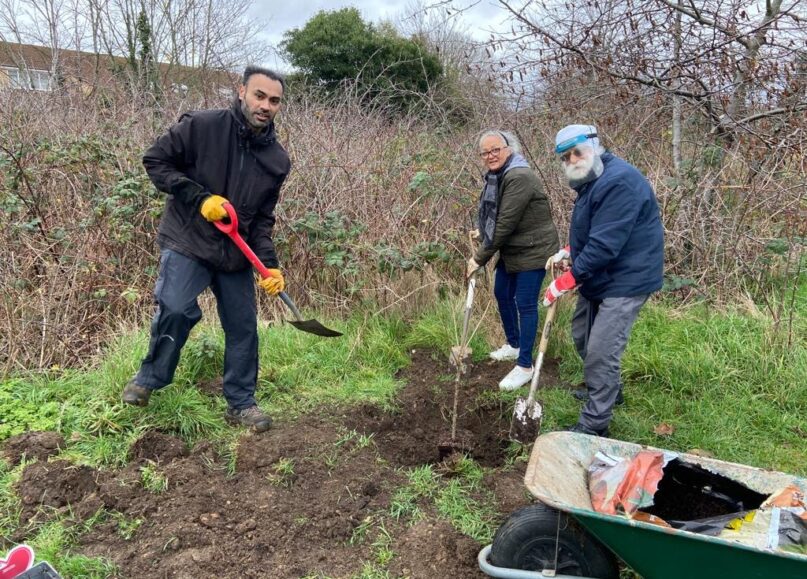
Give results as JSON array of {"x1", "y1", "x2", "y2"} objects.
[
  {"x1": 525, "y1": 299, "x2": 557, "y2": 405},
  {"x1": 524, "y1": 259, "x2": 560, "y2": 405}
]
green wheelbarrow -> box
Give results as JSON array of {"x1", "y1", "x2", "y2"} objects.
[{"x1": 479, "y1": 432, "x2": 807, "y2": 579}]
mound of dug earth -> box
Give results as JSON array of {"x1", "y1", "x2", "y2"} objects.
[{"x1": 5, "y1": 349, "x2": 563, "y2": 577}]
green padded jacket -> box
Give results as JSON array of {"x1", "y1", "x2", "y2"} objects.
[{"x1": 474, "y1": 167, "x2": 559, "y2": 273}]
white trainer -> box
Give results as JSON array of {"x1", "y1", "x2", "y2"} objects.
[
  {"x1": 499, "y1": 365, "x2": 534, "y2": 391},
  {"x1": 489, "y1": 344, "x2": 520, "y2": 361}
]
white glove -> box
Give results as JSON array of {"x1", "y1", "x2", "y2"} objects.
[{"x1": 550, "y1": 245, "x2": 571, "y2": 263}]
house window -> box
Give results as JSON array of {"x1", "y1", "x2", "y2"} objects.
[{"x1": 1, "y1": 66, "x2": 52, "y2": 91}]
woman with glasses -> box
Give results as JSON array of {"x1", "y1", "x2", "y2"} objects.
[{"x1": 467, "y1": 130, "x2": 559, "y2": 391}]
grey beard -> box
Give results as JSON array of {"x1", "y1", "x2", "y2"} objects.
[{"x1": 567, "y1": 154, "x2": 604, "y2": 188}]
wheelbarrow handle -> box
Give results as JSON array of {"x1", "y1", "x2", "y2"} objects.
[{"x1": 214, "y1": 203, "x2": 303, "y2": 323}]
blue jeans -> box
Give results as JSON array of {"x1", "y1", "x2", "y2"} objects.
[
  {"x1": 135, "y1": 249, "x2": 259, "y2": 410},
  {"x1": 494, "y1": 262, "x2": 546, "y2": 369}
]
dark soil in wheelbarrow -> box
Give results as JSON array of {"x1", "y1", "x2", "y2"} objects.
[{"x1": 3, "y1": 349, "x2": 565, "y2": 578}]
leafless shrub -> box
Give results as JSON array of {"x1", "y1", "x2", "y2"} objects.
[
  {"x1": 0, "y1": 83, "x2": 492, "y2": 371},
  {"x1": 1, "y1": 28, "x2": 803, "y2": 371}
]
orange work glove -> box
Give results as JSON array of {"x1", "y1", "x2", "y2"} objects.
[{"x1": 257, "y1": 269, "x2": 285, "y2": 296}]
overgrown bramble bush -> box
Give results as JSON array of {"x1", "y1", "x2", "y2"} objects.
[
  {"x1": 0, "y1": 87, "x2": 480, "y2": 371},
  {"x1": 0, "y1": 80, "x2": 803, "y2": 372}
]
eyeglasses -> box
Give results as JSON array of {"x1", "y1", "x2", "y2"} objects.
[{"x1": 479, "y1": 147, "x2": 506, "y2": 159}]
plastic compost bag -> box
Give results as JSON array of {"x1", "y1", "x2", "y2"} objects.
[
  {"x1": 762, "y1": 485, "x2": 807, "y2": 550},
  {"x1": 587, "y1": 450, "x2": 676, "y2": 516}
]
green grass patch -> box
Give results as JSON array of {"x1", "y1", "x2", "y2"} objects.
[
  {"x1": 0, "y1": 459, "x2": 25, "y2": 538},
  {"x1": 354, "y1": 562, "x2": 392, "y2": 579},
  {"x1": 403, "y1": 297, "x2": 492, "y2": 362},
  {"x1": 389, "y1": 465, "x2": 439, "y2": 521},
  {"x1": 348, "y1": 516, "x2": 396, "y2": 570},
  {"x1": 0, "y1": 378, "x2": 62, "y2": 439},
  {"x1": 390, "y1": 457, "x2": 499, "y2": 544},
  {"x1": 258, "y1": 314, "x2": 410, "y2": 415},
  {"x1": 266, "y1": 457, "x2": 296, "y2": 487},
  {"x1": 139, "y1": 462, "x2": 168, "y2": 493},
  {"x1": 433, "y1": 457, "x2": 499, "y2": 543},
  {"x1": 111, "y1": 512, "x2": 145, "y2": 540},
  {"x1": 543, "y1": 296, "x2": 806, "y2": 475},
  {"x1": 28, "y1": 515, "x2": 117, "y2": 577}
]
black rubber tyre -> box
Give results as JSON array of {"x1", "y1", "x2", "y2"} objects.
[{"x1": 490, "y1": 503, "x2": 619, "y2": 578}]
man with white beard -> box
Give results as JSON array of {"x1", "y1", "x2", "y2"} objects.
[{"x1": 543, "y1": 125, "x2": 664, "y2": 437}]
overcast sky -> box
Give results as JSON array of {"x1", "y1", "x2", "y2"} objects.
[{"x1": 250, "y1": 0, "x2": 513, "y2": 69}]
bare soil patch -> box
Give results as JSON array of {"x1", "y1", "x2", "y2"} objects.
[{"x1": 4, "y1": 349, "x2": 566, "y2": 578}]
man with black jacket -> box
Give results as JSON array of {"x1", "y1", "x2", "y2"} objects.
[
  {"x1": 121, "y1": 66, "x2": 291, "y2": 432},
  {"x1": 543, "y1": 124, "x2": 664, "y2": 437}
]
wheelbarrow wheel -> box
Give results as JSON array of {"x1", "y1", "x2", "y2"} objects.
[{"x1": 490, "y1": 503, "x2": 619, "y2": 578}]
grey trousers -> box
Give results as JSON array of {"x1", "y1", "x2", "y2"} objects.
[
  {"x1": 571, "y1": 294, "x2": 649, "y2": 432},
  {"x1": 135, "y1": 249, "x2": 259, "y2": 410}
]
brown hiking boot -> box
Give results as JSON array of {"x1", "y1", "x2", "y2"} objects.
[
  {"x1": 225, "y1": 405, "x2": 272, "y2": 432},
  {"x1": 122, "y1": 380, "x2": 152, "y2": 407}
]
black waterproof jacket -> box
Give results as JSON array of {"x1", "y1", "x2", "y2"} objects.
[{"x1": 143, "y1": 100, "x2": 291, "y2": 271}]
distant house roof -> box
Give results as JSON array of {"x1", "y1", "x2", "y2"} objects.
[{"x1": 0, "y1": 41, "x2": 237, "y2": 95}]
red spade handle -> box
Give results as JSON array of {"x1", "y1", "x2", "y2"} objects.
[{"x1": 212, "y1": 203, "x2": 277, "y2": 280}]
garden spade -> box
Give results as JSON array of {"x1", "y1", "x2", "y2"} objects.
[
  {"x1": 214, "y1": 203, "x2": 342, "y2": 338},
  {"x1": 508, "y1": 298, "x2": 557, "y2": 443}
]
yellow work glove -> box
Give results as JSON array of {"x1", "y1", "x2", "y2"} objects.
[
  {"x1": 258, "y1": 269, "x2": 285, "y2": 296},
  {"x1": 200, "y1": 195, "x2": 229, "y2": 222}
]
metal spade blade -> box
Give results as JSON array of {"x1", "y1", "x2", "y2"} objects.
[
  {"x1": 214, "y1": 203, "x2": 342, "y2": 339},
  {"x1": 279, "y1": 292, "x2": 342, "y2": 337}
]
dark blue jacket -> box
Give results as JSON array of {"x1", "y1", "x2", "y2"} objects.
[{"x1": 569, "y1": 153, "x2": 664, "y2": 300}]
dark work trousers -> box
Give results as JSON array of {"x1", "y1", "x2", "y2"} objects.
[
  {"x1": 494, "y1": 261, "x2": 547, "y2": 369},
  {"x1": 572, "y1": 294, "x2": 648, "y2": 432},
  {"x1": 135, "y1": 249, "x2": 258, "y2": 410}
]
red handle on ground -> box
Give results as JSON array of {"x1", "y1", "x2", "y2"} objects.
[{"x1": 213, "y1": 203, "x2": 276, "y2": 280}]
